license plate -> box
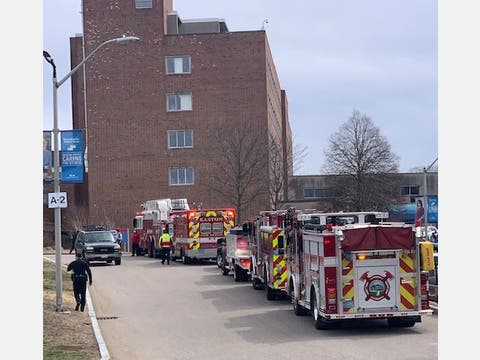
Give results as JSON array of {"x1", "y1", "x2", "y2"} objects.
[{"x1": 101, "y1": 255, "x2": 108, "y2": 259}]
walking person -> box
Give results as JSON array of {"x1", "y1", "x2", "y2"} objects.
[
  {"x1": 131, "y1": 229, "x2": 141, "y2": 256},
  {"x1": 159, "y1": 229, "x2": 172, "y2": 265},
  {"x1": 67, "y1": 253, "x2": 93, "y2": 312},
  {"x1": 69, "y1": 230, "x2": 79, "y2": 254}
]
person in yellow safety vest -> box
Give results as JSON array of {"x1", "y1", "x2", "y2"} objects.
[{"x1": 159, "y1": 229, "x2": 172, "y2": 265}]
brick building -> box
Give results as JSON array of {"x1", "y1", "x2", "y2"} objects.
[{"x1": 66, "y1": 0, "x2": 293, "y2": 230}]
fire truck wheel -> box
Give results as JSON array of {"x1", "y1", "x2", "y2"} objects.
[
  {"x1": 182, "y1": 255, "x2": 191, "y2": 265},
  {"x1": 216, "y1": 253, "x2": 223, "y2": 268},
  {"x1": 264, "y1": 270, "x2": 276, "y2": 300},
  {"x1": 234, "y1": 265, "x2": 245, "y2": 282},
  {"x1": 252, "y1": 277, "x2": 263, "y2": 290},
  {"x1": 148, "y1": 242, "x2": 154, "y2": 258},
  {"x1": 293, "y1": 298, "x2": 308, "y2": 316},
  {"x1": 311, "y1": 294, "x2": 329, "y2": 329}
]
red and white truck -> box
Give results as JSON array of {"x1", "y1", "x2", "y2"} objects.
[
  {"x1": 287, "y1": 219, "x2": 434, "y2": 329},
  {"x1": 133, "y1": 198, "x2": 189, "y2": 258},
  {"x1": 250, "y1": 209, "x2": 292, "y2": 300},
  {"x1": 171, "y1": 208, "x2": 236, "y2": 264}
]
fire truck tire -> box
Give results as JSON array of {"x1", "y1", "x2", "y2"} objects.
[
  {"x1": 387, "y1": 317, "x2": 417, "y2": 328},
  {"x1": 216, "y1": 253, "x2": 223, "y2": 268},
  {"x1": 266, "y1": 285, "x2": 276, "y2": 301},
  {"x1": 234, "y1": 265, "x2": 245, "y2": 282},
  {"x1": 252, "y1": 277, "x2": 263, "y2": 290},
  {"x1": 293, "y1": 299, "x2": 308, "y2": 316},
  {"x1": 312, "y1": 294, "x2": 329, "y2": 330},
  {"x1": 148, "y1": 240, "x2": 154, "y2": 258},
  {"x1": 182, "y1": 255, "x2": 191, "y2": 265}
]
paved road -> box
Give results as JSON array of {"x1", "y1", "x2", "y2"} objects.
[{"x1": 59, "y1": 254, "x2": 438, "y2": 360}]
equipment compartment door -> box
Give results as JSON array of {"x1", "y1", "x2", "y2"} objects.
[{"x1": 355, "y1": 261, "x2": 398, "y2": 310}]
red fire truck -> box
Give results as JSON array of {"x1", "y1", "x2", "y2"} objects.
[
  {"x1": 287, "y1": 220, "x2": 434, "y2": 329},
  {"x1": 133, "y1": 198, "x2": 189, "y2": 258},
  {"x1": 250, "y1": 209, "x2": 292, "y2": 300},
  {"x1": 171, "y1": 208, "x2": 236, "y2": 264}
]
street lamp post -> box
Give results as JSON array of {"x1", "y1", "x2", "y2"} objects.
[
  {"x1": 423, "y1": 157, "x2": 438, "y2": 235},
  {"x1": 43, "y1": 35, "x2": 139, "y2": 312}
]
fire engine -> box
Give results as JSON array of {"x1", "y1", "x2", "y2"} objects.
[
  {"x1": 250, "y1": 209, "x2": 293, "y2": 300},
  {"x1": 171, "y1": 208, "x2": 236, "y2": 264},
  {"x1": 251, "y1": 209, "x2": 389, "y2": 301},
  {"x1": 287, "y1": 217, "x2": 434, "y2": 329},
  {"x1": 218, "y1": 223, "x2": 254, "y2": 282},
  {"x1": 133, "y1": 198, "x2": 189, "y2": 258}
]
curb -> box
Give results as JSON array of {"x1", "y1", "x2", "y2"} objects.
[
  {"x1": 86, "y1": 288, "x2": 110, "y2": 359},
  {"x1": 43, "y1": 256, "x2": 110, "y2": 359}
]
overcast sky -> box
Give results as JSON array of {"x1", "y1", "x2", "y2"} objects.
[{"x1": 43, "y1": 0, "x2": 438, "y2": 175}]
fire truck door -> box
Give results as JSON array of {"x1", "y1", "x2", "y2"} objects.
[{"x1": 355, "y1": 259, "x2": 398, "y2": 310}]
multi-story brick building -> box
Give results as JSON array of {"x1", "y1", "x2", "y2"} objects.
[{"x1": 67, "y1": 0, "x2": 293, "y2": 230}]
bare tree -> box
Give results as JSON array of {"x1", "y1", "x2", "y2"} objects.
[
  {"x1": 323, "y1": 109, "x2": 400, "y2": 210},
  {"x1": 208, "y1": 123, "x2": 269, "y2": 222},
  {"x1": 65, "y1": 205, "x2": 90, "y2": 231},
  {"x1": 269, "y1": 136, "x2": 308, "y2": 210}
]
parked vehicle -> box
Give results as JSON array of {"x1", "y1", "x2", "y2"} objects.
[
  {"x1": 74, "y1": 227, "x2": 122, "y2": 265},
  {"x1": 288, "y1": 220, "x2": 434, "y2": 329},
  {"x1": 219, "y1": 224, "x2": 253, "y2": 282},
  {"x1": 250, "y1": 209, "x2": 298, "y2": 300},
  {"x1": 171, "y1": 208, "x2": 236, "y2": 264},
  {"x1": 133, "y1": 198, "x2": 189, "y2": 258}
]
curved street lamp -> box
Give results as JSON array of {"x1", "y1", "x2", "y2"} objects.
[{"x1": 43, "y1": 34, "x2": 140, "y2": 312}]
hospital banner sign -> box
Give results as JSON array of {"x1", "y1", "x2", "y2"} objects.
[{"x1": 61, "y1": 130, "x2": 84, "y2": 183}]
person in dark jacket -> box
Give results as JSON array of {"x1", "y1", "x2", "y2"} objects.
[
  {"x1": 69, "y1": 230, "x2": 79, "y2": 254},
  {"x1": 67, "y1": 253, "x2": 93, "y2": 312}
]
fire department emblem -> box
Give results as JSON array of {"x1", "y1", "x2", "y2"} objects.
[{"x1": 360, "y1": 271, "x2": 394, "y2": 301}]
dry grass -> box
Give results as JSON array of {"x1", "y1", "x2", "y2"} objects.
[{"x1": 43, "y1": 257, "x2": 101, "y2": 359}]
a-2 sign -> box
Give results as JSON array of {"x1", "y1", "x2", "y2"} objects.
[{"x1": 48, "y1": 192, "x2": 68, "y2": 208}]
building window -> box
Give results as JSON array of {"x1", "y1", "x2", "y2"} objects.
[
  {"x1": 168, "y1": 130, "x2": 193, "y2": 149},
  {"x1": 135, "y1": 0, "x2": 152, "y2": 9},
  {"x1": 304, "y1": 188, "x2": 331, "y2": 199},
  {"x1": 166, "y1": 56, "x2": 191, "y2": 74},
  {"x1": 169, "y1": 167, "x2": 194, "y2": 186},
  {"x1": 167, "y1": 93, "x2": 192, "y2": 112},
  {"x1": 401, "y1": 185, "x2": 420, "y2": 196}
]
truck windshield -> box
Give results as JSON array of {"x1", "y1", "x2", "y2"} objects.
[{"x1": 85, "y1": 232, "x2": 115, "y2": 243}]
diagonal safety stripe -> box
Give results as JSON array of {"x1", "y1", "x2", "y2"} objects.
[
  {"x1": 273, "y1": 255, "x2": 284, "y2": 268},
  {"x1": 400, "y1": 276, "x2": 416, "y2": 310},
  {"x1": 399, "y1": 253, "x2": 415, "y2": 273},
  {"x1": 342, "y1": 279, "x2": 355, "y2": 313},
  {"x1": 342, "y1": 258, "x2": 353, "y2": 276}
]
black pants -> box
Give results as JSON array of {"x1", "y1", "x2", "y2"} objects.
[
  {"x1": 160, "y1": 247, "x2": 171, "y2": 264},
  {"x1": 132, "y1": 243, "x2": 140, "y2": 256},
  {"x1": 73, "y1": 279, "x2": 87, "y2": 311}
]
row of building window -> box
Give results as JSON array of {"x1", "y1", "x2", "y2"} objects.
[{"x1": 165, "y1": 55, "x2": 193, "y2": 184}]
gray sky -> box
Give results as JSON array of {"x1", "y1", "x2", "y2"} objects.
[{"x1": 43, "y1": 0, "x2": 438, "y2": 175}]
